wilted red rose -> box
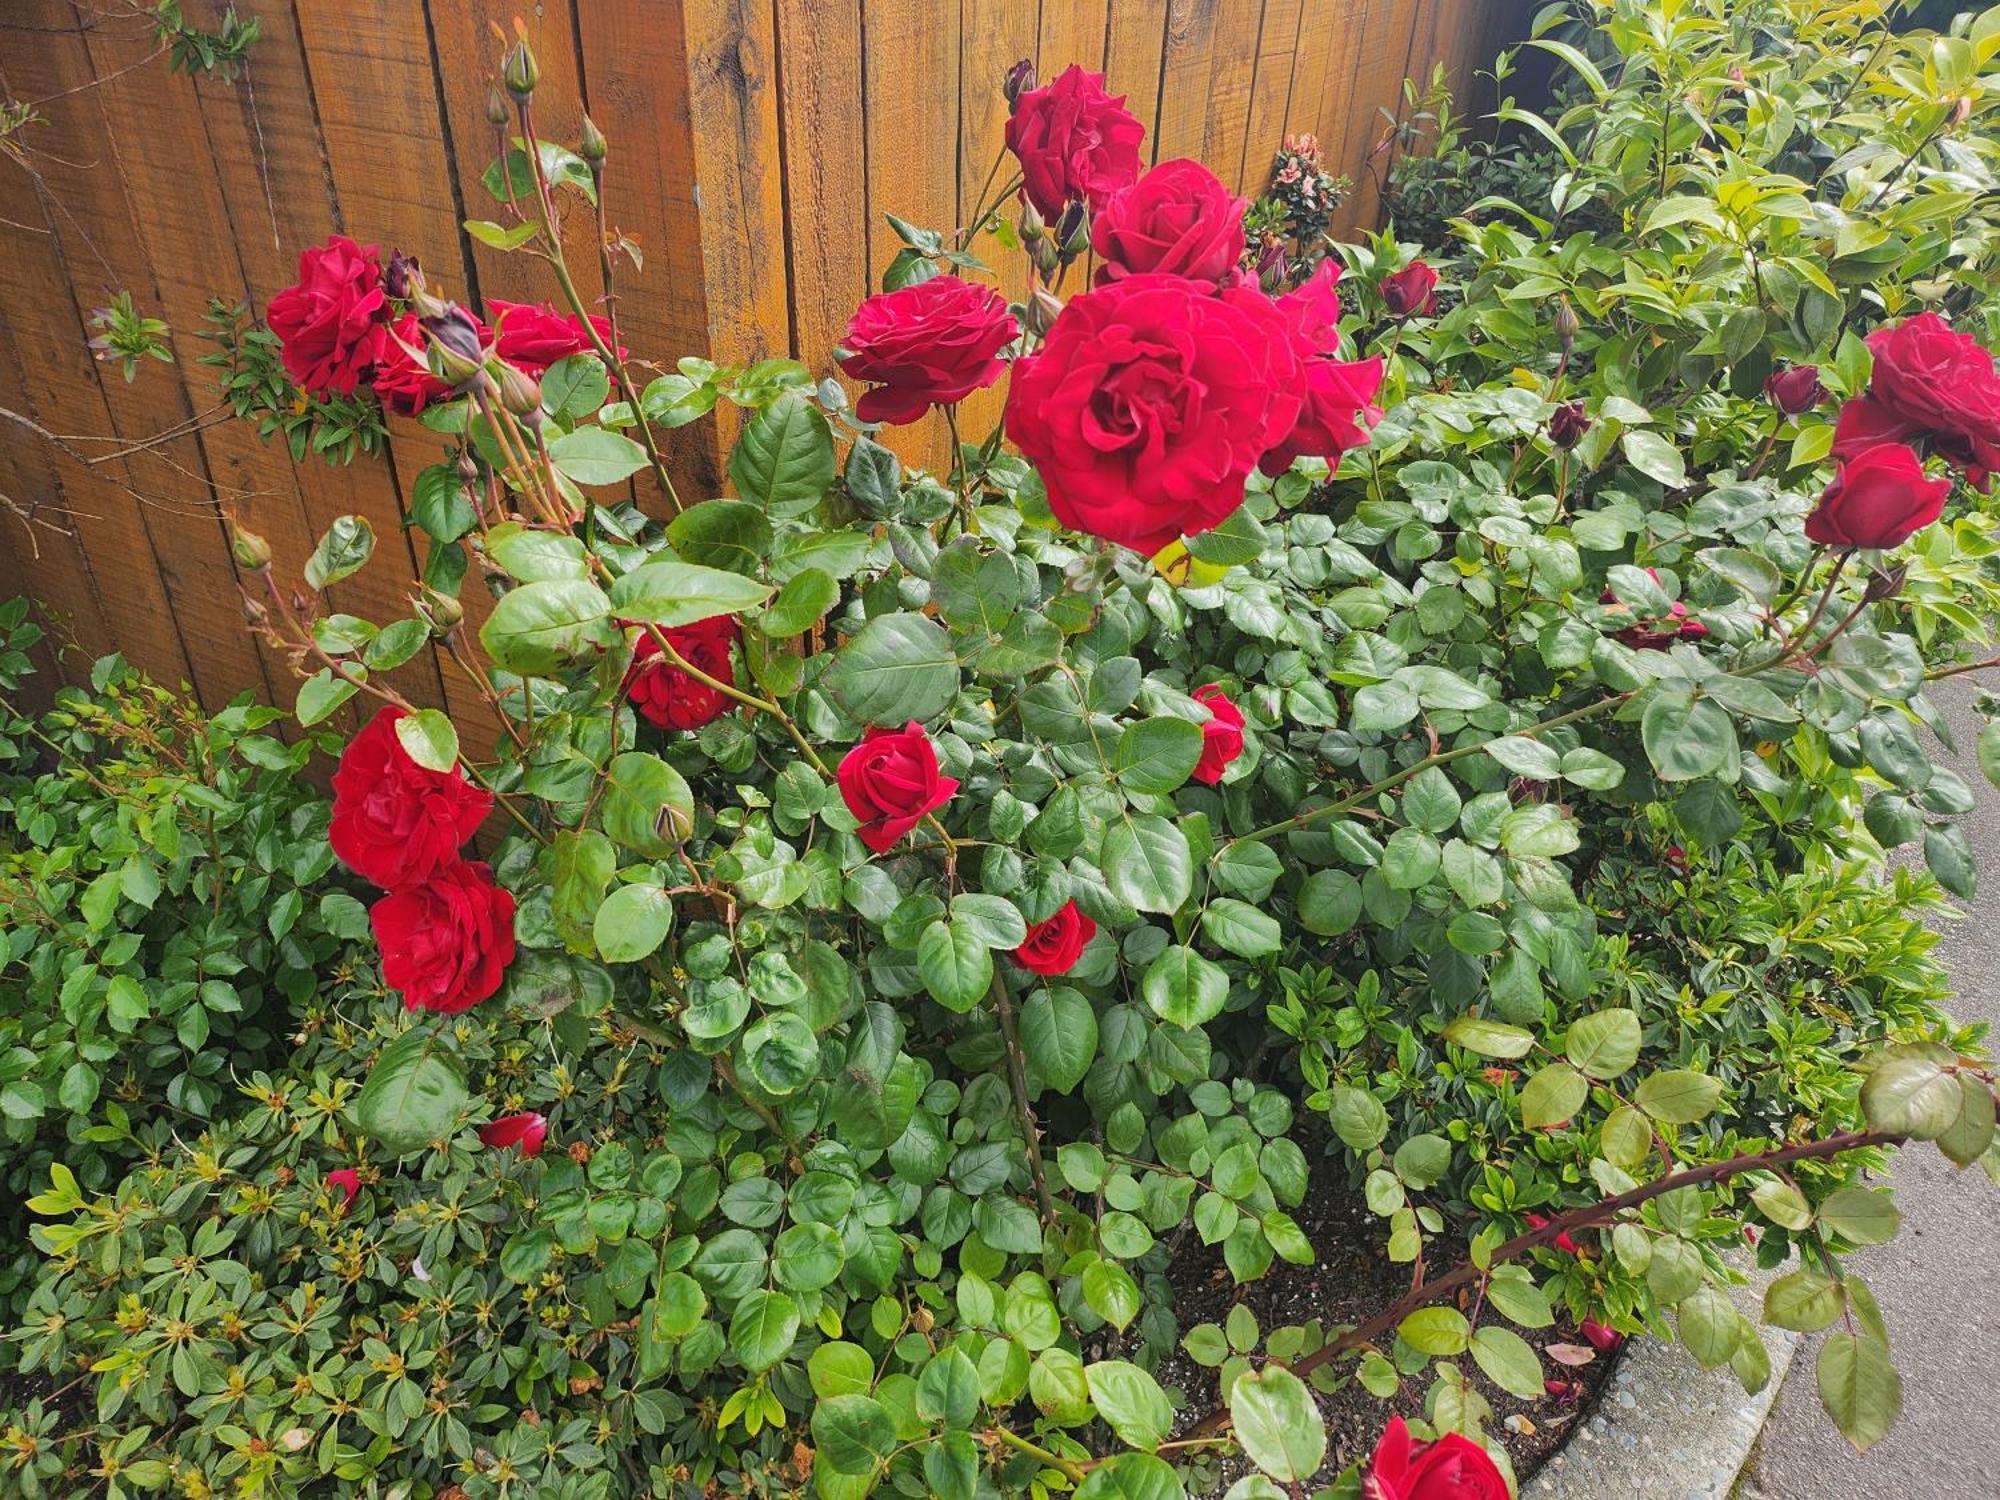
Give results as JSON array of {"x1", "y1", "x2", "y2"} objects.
[
  {"x1": 623, "y1": 616, "x2": 740, "y2": 731},
  {"x1": 1548, "y1": 399, "x2": 1592, "y2": 450},
  {"x1": 1764, "y1": 363, "x2": 1826, "y2": 416},
  {"x1": 1832, "y1": 313, "x2": 2000, "y2": 489},
  {"x1": 1191, "y1": 684, "x2": 1246, "y2": 785},
  {"x1": 1364, "y1": 1417, "x2": 1508, "y2": 1500},
  {"x1": 267, "y1": 234, "x2": 390, "y2": 397},
  {"x1": 836, "y1": 276, "x2": 1018, "y2": 425},
  {"x1": 478, "y1": 1112, "x2": 548, "y2": 1157},
  {"x1": 372, "y1": 860, "x2": 517, "y2": 1015},
  {"x1": 1381, "y1": 259, "x2": 1440, "y2": 318},
  {"x1": 1806, "y1": 442, "x2": 1951, "y2": 549},
  {"x1": 838, "y1": 722, "x2": 959, "y2": 853},
  {"x1": 1259, "y1": 260, "x2": 1384, "y2": 476},
  {"x1": 330, "y1": 706, "x2": 492, "y2": 889},
  {"x1": 489, "y1": 299, "x2": 620, "y2": 375},
  {"x1": 1580, "y1": 1318, "x2": 1625, "y2": 1353},
  {"x1": 1005, "y1": 64, "x2": 1146, "y2": 220},
  {"x1": 1005, "y1": 273, "x2": 1301, "y2": 555},
  {"x1": 1091, "y1": 158, "x2": 1247, "y2": 288},
  {"x1": 326, "y1": 1168, "x2": 360, "y2": 1211},
  {"x1": 1012, "y1": 900, "x2": 1096, "y2": 975}
]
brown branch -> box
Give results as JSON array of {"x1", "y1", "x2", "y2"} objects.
[{"x1": 989, "y1": 970, "x2": 1056, "y2": 1222}]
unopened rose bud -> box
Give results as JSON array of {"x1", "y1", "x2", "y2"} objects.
[
  {"x1": 1031, "y1": 234, "x2": 1060, "y2": 277},
  {"x1": 1022, "y1": 287, "x2": 1065, "y2": 338},
  {"x1": 486, "y1": 86, "x2": 510, "y2": 127},
  {"x1": 578, "y1": 113, "x2": 607, "y2": 165},
  {"x1": 226, "y1": 513, "x2": 271, "y2": 571},
  {"x1": 1255, "y1": 239, "x2": 1289, "y2": 289},
  {"x1": 1548, "y1": 400, "x2": 1591, "y2": 450},
  {"x1": 1864, "y1": 561, "x2": 1908, "y2": 602},
  {"x1": 384, "y1": 251, "x2": 425, "y2": 303},
  {"x1": 502, "y1": 39, "x2": 539, "y2": 101},
  {"x1": 242, "y1": 596, "x2": 267, "y2": 626},
  {"x1": 1763, "y1": 363, "x2": 1826, "y2": 415},
  {"x1": 423, "y1": 306, "x2": 487, "y2": 385},
  {"x1": 1554, "y1": 297, "x2": 1580, "y2": 349},
  {"x1": 492, "y1": 359, "x2": 542, "y2": 417},
  {"x1": 1004, "y1": 58, "x2": 1035, "y2": 110},
  {"x1": 457, "y1": 449, "x2": 482, "y2": 485},
  {"x1": 1019, "y1": 196, "x2": 1045, "y2": 242},
  {"x1": 1058, "y1": 202, "x2": 1090, "y2": 260}
]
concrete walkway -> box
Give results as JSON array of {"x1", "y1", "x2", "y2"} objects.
[{"x1": 1734, "y1": 679, "x2": 2000, "y2": 1499}]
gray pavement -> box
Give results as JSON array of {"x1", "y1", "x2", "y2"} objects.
[{"x1": 1735, "y1": 678, "x2": 2000, "y2": 1500}]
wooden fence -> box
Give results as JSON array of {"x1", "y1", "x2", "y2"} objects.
[{"x1": 0, "y1": 0, "x2": 1519, "y2": 720}]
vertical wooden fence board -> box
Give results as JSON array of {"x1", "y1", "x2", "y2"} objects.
[
  {"x1": 1155, "y1": 0, "x2": 1266, "y2": 178},
  {"x1": 776, "y1": 0, "x2": 868, "y2": 381},
  {"x1": 956, "y1": 0, "x2": 1038, "y2": 448},
  {"x1": 1280, "y1": 0, "x2": 1344, "y2": 161},
  {"x1": 1240, "y1": 0, "x2": 1304, "y2": 193},
  {"x1": 1332, "y1": 0, "x2": 1419, "y2": 234},
  {"x1": 1101, "y1": 0, "x2": 1169, "y2": 166},
  {"x1": 1038, "y1": 0, "x2": 1111, "y2": 79}
]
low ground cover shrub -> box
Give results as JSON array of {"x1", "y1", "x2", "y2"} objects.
[{"x1": 8, "y1": 2, "x2": 2000, "y2": 1497}]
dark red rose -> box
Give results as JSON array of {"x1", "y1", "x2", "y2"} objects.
[
  {"x1": 1833, "y1": 313, "x2": 2000, "y2": 489},
  {"x1": 1381, "y1": 259, "x2": 1440, "y2": 318},
  {"x1": 266, "y1": 234, "x2": 390, "y2": 397},
  {"x1": 478, "y1": 1111, "x2": 547, "y2": 1157},
  {"x1": 1364, "y1": 1416, "x2": 1509, "y2": 1500},
  {"x1": 1011, "y1": 900, "x2": 1096, "y2": 975},
  {"x1": 836, "y1": 276, "x2": 1018, "y2": 425},
  {"x1": 371, "y1": 860, "x2": 516, "y2": 1015},
  {"x1": 1005, "y1": 273, "x2": 1302, "y2": 555},
  {"x1": 1806, "y1": 442, "x2": 1951, "y2": 549},
  {"x1": 1548, "y1": 400, "x2": 1592, "y2": 449},
  {"x1": 371, "y1": 311, "x2": 492, "y2": 416},
  {"x1": 1525, "y1": 1211, "x2": 1582, "y2": 1255},
  {"x1": 1260, "y1": 260, "x2": 1384, "y2": 477},
  {"x1": 489, "y1": 299, "x2": 620, "y2": 375},
  {"x1": 837, "y1": 722, "x2": 959, "y2": 854},
  {"x1": 1004, "y1": 64, "x2": 1146, "y2": 220},
  {"x1": 330, "y1": 707, "x2": 492, "y2": 889},
  {"x1": 1580, "y1": 1318, "x2": 1625, "y2": 1353},
  {"x1": 1192, "y1": 684, "x2": 1246, "y2": 785},
  {"x1": 623, "y1": 616, "x2": 740, "y2": 731},
  {"x1": 1764, "y1": 363, "x2": 1826, "y2": 416},
  {"x1": 325, "y1": 1168, "x2": 360, "y2": 1212},
  {"x1": 1091, "y1": 158, "x2": 1247, "y2": 288}
]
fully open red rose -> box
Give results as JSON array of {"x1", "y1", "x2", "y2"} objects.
[
  {"x1": 1260, "y1": 260, "x2": 1384, "y2": 476},
  {"x1": 325, "y1": 1168, "x2": 360, "y2": 1212},
  {"x1": 267, "y1": 234, "x2": 389, "y2": 397},
  {"x1": 837, "y1": 276, "x2": 1018, "y2": 425},
  {"x1": 1005, "y1": 273, "x2": 1302, "y2": 555},
  {"x1": 478, "y1": 1111, "x2": 548, "y2": 1157},
  {"x1": 1091, "y1": 158, "x2": 1247, "y2": 288},
  {"x1": 1191, "y1": 684, "x2": 1246, "y2": 785},
  {"x1": 489, "y1": 299, "x2": 620, "y2": 375},
  {"x1": 1806, "y1": 442, "x2": 1951, "y2": 549},
  {"x1": 1012, "y1": 900, "x2": 1096, "y2": 975},
  {"x1": 372, "y1": 859, "x2": 516, "y2": 1015},
  {"x1": 1005, "y1": 64, "x2": 1146, "y2": 220},
  {"x1": 1363, "y1": 1417, "x2": 1508, "y2": 1500},
  {"x1": 838, "y1": 722, "x2": 959, "y2": 853},
  {"x1": 1832, "y1": 313, "x2": 2000, "y2": 489},
  {"x1": 330, "y1": 706, "x2": 492, "y2": 889},
  {"x1": 624, "y1": 616, "x2": 740, "y2": 731},
  {"x1": 1381, "y1": 259, "x2": 1440, "y2": 318}
]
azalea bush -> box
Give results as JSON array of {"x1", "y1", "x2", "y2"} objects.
[{"x1": 11, "y1": 2, "x2": 2000, "y2": 1498}]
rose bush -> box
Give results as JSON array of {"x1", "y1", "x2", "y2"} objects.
[{"x1": 11, "y1": 3, "x2": 2000, "y2": 1498}]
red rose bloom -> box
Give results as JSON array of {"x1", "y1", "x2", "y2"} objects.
[
  {"x1": 1363, "y1": 1416, "x2": 1508, "y2": 1500},
  {"x1": 1381, "y1": 259, "x2": 1440, "y2": 318},
  {"x1": 1005, "y1": 273, "x2": 1302, "y2": 555},
  {"x1": 1012, "y1": 900, "x2": 1096, "y2": 975},
  {"x1": 1259, "y1": 260, "x2": 1384, "y2": 477},
  {"x1": 330, "y1": 707, "x2": 492, "y2": 889},
  {"x1": 478, "y1": 1111, "x2": 548, "y2": 1157},
  {"x1": 1548, "y1": 399, "x2": 1592, "y2": 450},
  {"x1": 623, "y1": 616, "x2": 740, "y2": 731},
  {"x1": 1832, "y1": 313, "x2": 2000, "y2": 489},
  {"x1": 1091, "y1": 158, "x2": 1247, "y2": 288},
  {"x1": 1191, "y1": 684, "x2": 1246, "y2": 786},
  {"x1": 372, "y1": 860, "x2": 517, "y2": 1015},
  {"x1": 1764, "y1": 363, "x2": 1826, "y2": 416},
  {"x1": 838, "y1": 722, "x2": 959, "y2": 854},
  {"x1": 1005, "y1": 64, "x2": 1146, "y2": 220},
  {"x1": 266, "y1": 234, "x2": 390, "y2": 397},
  {"x1": 489, "y1": 299, "x2": 620, "y2": 376},
  {"x1": 325, "y1": 1168, "x2": 360, "y2": 1212},
  {"x1": 371, "y1": 311, "x2": 485, "y2": 416},
  {"x1": 1806, "y1": 442, "x2": 1952, "y2": 549},
  {"x1": 836, "y1": 276, "x2": 1018, "y2": 426}
]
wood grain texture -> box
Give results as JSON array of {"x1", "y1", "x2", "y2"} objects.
[
  {"x1": 1240, "y1": 0, "x2": 1304, "y2": 194},
  {"x1": 776, "y1": 0, "x2": 868, "y2": 381},
  {"x1": 1155, "y1": 0, "x2": 1265, "y2": 183},
  {"x1": 1331, "y1": 0, "x2": 1416, "y2": 234},
  {"x1": 1101, "y1": 0, "x2": 1170, "y2": 165}
]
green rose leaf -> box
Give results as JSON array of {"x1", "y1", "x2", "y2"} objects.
[
  {"x1": 608, "y1": 559, "x2": 773, "y2": 628},
  {"x1": 1228, "y1": 1366, "x2": 1325, "y2": 1482},
  {"x1": 825, "y1": 612, "x2": 960, "y2": 725},
  {"x1": 353, "y1": 1031, "x2": 469, "y2": 1155},
  {"x1": 479, "y1": 579, "x2": 614, "y2": 675},
  {"x1": 730, "y1": 392, "x2": 835, "y2": 516}
]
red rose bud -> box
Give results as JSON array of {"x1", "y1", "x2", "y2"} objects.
[
  {"x1": 502, "y1": 37, "x2": 538, "y2": 100},
  {"x1": 413, "y1": 584, "x2": 464, "y2": 636},
  {"x1": 1554, "y1": 296, "x2": 1580, "y2": 349},
  {"x1": 623, "y1": 616, "x2": 740, "y2": 731},
  {"x1": 1366, "y1": 1416, "x2": 1509, "y2": 1500},
  {"x1": 1011, "y1": 900, "x2": 1096, "y2": 975},
  {"x1": 1003, "y1": 57, "x2": 1036, "y2": 110},
  {"x1": 1662, "y1": 843, "x2": 1690, "y2": 872},
  {"x1": 1580, "y1": 1319, "x2": 1625, "y2": 1353},
  {"x1": 837, "y1": 722, "x2": 959, "y2": 853},
  {"x1": 578, "y1": 113, "x2": 607, "y2": 165},
  {"x1": 1191, "y1": 685, "x2": 1246, "y2": 785},
  {"x1": 1381, "y1": 259, "x2": 1440, "y2": 318},
  {"x1": 836, "y1": 277, "x2": 1017, "y2": 426},
  {"x1": 1832, "y1": 312, "x2": 2000, "y2": 490},
  {"x1": 1005, "y1": 64, "x2": 1146, "y2": 220},
  {"x1": 1548, "y1": 400, "x2": 1592, "y2": 450},
  {"x1": 485, "y1": 85, "x2": 510, "y2": 127},
  {"x1": 1091, "y1": 158, "x2": 1248, "y2": 289},
  {"x1": 371, "y1": 860, "x2": 517, "y2": 1015},
  {"x1": 330, "y1": 706, "x2": 493, "y2": 888},
  {"x1": 1525, "y1": 1212, "x2": 1581, "y2": 1254},
  {"x1": 1806, "y1": 442, "x2": 1952, "y2": 549},
  {"x1": 383, "y1": 250, "x2": 425, "y2": 304},
  {"x1": 326, "y1": 1168, "x2": 360, "y2": 1211},
  {"x1": 492, "y1": 359, "x2": 543, "y2": 418},
  {"x1": 478, "y1": 1111, "x2": 548, "y2": 1157},
  {"x1": 266, "y1": 234, "x2": 390, "y2": 397},
  {"x1": 1764, "y1": 363, "x2": 1826, "y2": 415},
  {"x1": 375, "y1": 311, "x2": 481, "y2": 416},
  {"x1": 226, "y1": 512, "x2": 272, "y2": 571}
]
